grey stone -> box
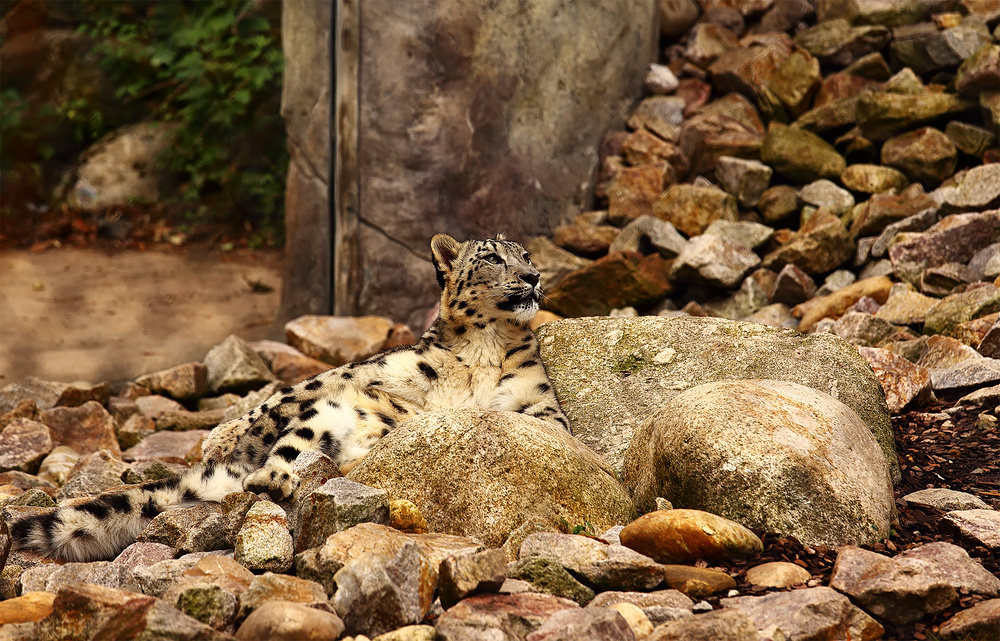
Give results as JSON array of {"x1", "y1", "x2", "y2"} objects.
[
  {"x1": 237, "y1": 571, "x2": 329, "y2": 622},
  {"x1": 525, "y1": 606, "x2": 634, "y2": 641},
  {"x1": 154, "y1": 408, "x2": 226, "y2": 432},
  {"x1": 714, "y1": 156, "x2": 773, "y2": 208},
  {"x1": 945, "y1": 164, "x2": 1000, "y2": 212},
  {"x1": 771, "y1": 264, "x2": 816, "y2": 306},
  {"x1": 134, "y1": 394, "x2": 185, "y2": 419},
  {"x1": 815, "y1": 269, "x2": 857, "y2": 297},
  {"x1": 30, "y1": 582, "x2": 232, "y2": 641},
  {"x1": 658, "y1": 0, "x2": 700, "y2": 39},
  {"x1": 506, "y1": 556, "x2": 596, "y2": 606},
  {"x1": 203, "y1": 334, "x2": 276, "y2": 395},
  {"x1": 669, "y1": 234, "x2": 761, "y2": 289},
  {"x1": 134, "y1": 362, "x2": 208, "y2": 402},
  {"x1": 346, "y1": 410, "x2": 637, "y2": 549},
  {"x1": 870, "y1": 208, "x2": 940, "y2": 258},
  {"x1": 0, "y1": 419, "x2": 52, "y2": 474},
  {"x1": 137, "y1": 502, "x2": 228, "y2": 555},
  {"x1": 131, "y1": 556, "x2": 207, "y2": 598},
  {"x1": 0, "y1": 377, "x2": 66, "y2": 414},
  {"x1": 627, "y1": 96, "x2": 685, "y2": 143},
  {"x1": 932, "y1": 358, "x2": 1000, "y2": 390},
  {"x1": 122, "y1": 429, "x2": 209, "y2": 464},
  {"x1": 702, "y1": 220, "x2": 774, "y2": 250},
  {"x1": 527, "y1": 236, "x2": 594, "y2": 294},
  {"x1": 537, "y1": 316, "x2": 897, "y2": 480},
  {"x1": 904, "y1": 488, "x2": 991, "y2": 511},
  {"x1": 113, "y1": 542, "x2": 177, "y2": 573},
  {"x1": 235, "y1": 601, "x2": 344, "y2": 641},
  {"x1": 67, "y1": 122, "x2": 179, "y2": 210},
  {"x1": 946, "y1": 120, "x2": 995, "y2": 157},
  {"x1": 921, "y1": 263, "x2": 978, "y2": 297},
  {"x1": 702, "y1": 276, "x2": 771, "y2": 321},
  {"x1": 644, "y1": 608, "x2": 758, "y2": 641},
  {"x1": 832, "y1": 311, "x2": 906, "y2": 347},
  {"x1": 235, "y1": 500, "x2": 294, "y2": 573},
  {"x1": 290, "y1": 450, "x2": 342, "y2": 503},
  {"x1": 624, "y1": 380, "x2": 895, "y2": 547},
  {"x1": 969, "y1": 243, "x2": 1000, "y2": 282},
  {"x1": 519, "y1": 532, "x2": 666, "y2": 592},
  {"x1": 294, "y1": 477, "x2": 389, "y2": 552},
  {"x1": 644, "y1": 63, "x2": 679, "y2": 94},
  {"x1": 434, "y1": 592, "x2": 580, "y2": 640},
  {"x1": 332, "y1": 541, "x2": 431, "y2": 637},
  {"x1": 937, "y1": 598, "x2": 1000, "y2": 640},
  {"x1": 795, "y1": 19, "x2": 891, "y2": 66},
  {"x1": 439, "y1": 549, "x2": 507, "y2": 609},
  {"x1": 816, "y1": 0, "x2": 955, "y2": 27},
  {"x1": 859, "y1": 259, "x2": 896, "y2": 280},
  {"x1": 56, "y1": 449, "x2": 130, "y2": 501},
  {"x1": 761, "y1": 211, "x2": 855, "y2": 276},
  {"x1": 608, "y1": 216, "x2": 687, "y2": 259},
  {"x1": 38, "y1": 401, "x2": 121, "y2": 459},
  {"x1": 800, "y1": 179, "x2": 854, "y2": 215},
  {"x1": 830, "y1": 542, "x2": 1000, "y2": 625},
  {"x1": 856, "y1": 89, "x2": 976, "y2": 141},
  {"x1": 891, "y1": 24, "x2": 992, "y2": 74},
  {"x1": 173, "y1": 583, "x2": 239, "y2": 632},
  {"x1": 721, "y1": 586, "x2": 883, "y2": 641},
  {"x1": 924, "y1": 283, "x2": 1000, "y2": 336},
  {"x1": 21, "y1": 560, "x2": 124, "y2": 593}
]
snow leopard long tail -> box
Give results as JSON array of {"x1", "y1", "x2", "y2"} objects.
[{"x1": 8, "y1": 460, "x2": 251, "y2": 562}]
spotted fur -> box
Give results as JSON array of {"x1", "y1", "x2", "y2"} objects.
[{"x1": 9, "y1": 233, "x2": 569, "y2": 561}]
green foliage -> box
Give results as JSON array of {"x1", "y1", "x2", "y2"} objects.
[
  {"x1": 79, "y1": 0, "x2": 287, "y2": 239},
  {"x1": 0, "y1": 87, "x2": 55, "y2": 160}
]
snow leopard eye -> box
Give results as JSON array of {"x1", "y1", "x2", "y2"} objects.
[
  {"x1": 522, "y1": 252, "x2": 531, "y2": 263},
  {"x1": 484, "y1": 253, "x2": 503, "y2": 265}
]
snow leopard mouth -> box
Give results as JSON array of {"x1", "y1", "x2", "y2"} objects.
[{"x1": 497, "y1": 287, "x2": 540, "y2": 311}]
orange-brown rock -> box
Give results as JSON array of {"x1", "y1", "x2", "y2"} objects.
[
  {"x1": 620, "y1": 509, "x2": 762, "y2": 564},
  {"x1": 794, "y1": 276, "x2": 894, "y2": 333}
]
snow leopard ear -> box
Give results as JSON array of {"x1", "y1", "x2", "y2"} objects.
[{"x1": 430, "y1": 233, "x2": 462, "y2": 289}]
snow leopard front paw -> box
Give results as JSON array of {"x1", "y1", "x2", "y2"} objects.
[{"x1": 244, "y1": 466, "x2": 301, "y2": 502}]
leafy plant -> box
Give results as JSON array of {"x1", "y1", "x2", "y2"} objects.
[{"x1": 78, "y1": 0, "x2": 287, "y2": 240}]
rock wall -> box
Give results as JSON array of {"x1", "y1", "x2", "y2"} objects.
[
  {"x1": 354, "y1": 0, "x2": 658, "y2": 328},
  {"x1": 278, "y1": 0, "x2": 332, "y2": 323}
]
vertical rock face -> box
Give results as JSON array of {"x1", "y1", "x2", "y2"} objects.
[
  {"x1": 355, "y1": 1, "x2": 658, "y2": 328},
  {"x1": 279, "y1": 0, "x2": 332, "y2": 322}
]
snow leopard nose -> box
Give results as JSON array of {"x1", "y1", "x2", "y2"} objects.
[{"x1": 520, "y1": 271, "x2": 539, "y2": 288}]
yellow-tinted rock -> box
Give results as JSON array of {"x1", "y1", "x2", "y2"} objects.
[
  {"x1": 795, "y1": 276, "x2": 893, "y2": 332},
  {"x1": 235, "y1": 601, "x2": 344, "y2": 641},
  {"x1": 620, "y1": 509, "x2": 762, "y2": 564},
  {"x1": 660, "y1": 565, "x2": 737, "y2": 598},
  {"x1": 0, "y1": 591, "x2": 55, "y2": 624},
  {"x1": 390, "y1": 499, "x2": 429, "y2": 535},
  {"x1": 609, "y1": 602, "x2": 654, "y2": 639},
  {"x1": 745, "y1": 561, "x2": 811, "y2": 588}
]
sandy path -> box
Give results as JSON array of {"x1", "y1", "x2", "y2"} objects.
[{"x1": 0, "y1": 247, "x2": 284, "y2": 386}]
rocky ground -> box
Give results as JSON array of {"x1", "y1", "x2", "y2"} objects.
[{"x1": 2, "y1": 0, "x2": 1000, "y2": 640}]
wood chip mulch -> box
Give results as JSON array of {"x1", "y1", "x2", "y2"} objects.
[{"x1": 705, "y1": 399, "x2": 1000, "y2": 640}]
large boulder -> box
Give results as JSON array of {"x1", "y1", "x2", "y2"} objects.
[
  {"x1": 623, "y1": 380, "x2": 896, "y2": 547},
  {"x1": 536, "y1": 316, "x2": 898, "y2": 481},
  {"x1": 346, "y1": 409, "x2": 637, "y2": 548},
  {"x1": 65, "y1": 123, "x2": 178, "y2": 210}
]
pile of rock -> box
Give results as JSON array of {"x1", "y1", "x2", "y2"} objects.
[
  {"x1": 3, "y1": 0, "x2": 1000, "y2": 638},
  {"x1": 0, "y1": 309, "x2": 998, "y2": 638},
  {"x1": 533, "y1": 0, "x2": 1000, "y2": 414}
]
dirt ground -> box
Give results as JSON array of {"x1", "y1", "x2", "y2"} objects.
[{"x1": 0, "y1": 247, "x2": 284, "y2": 386}]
